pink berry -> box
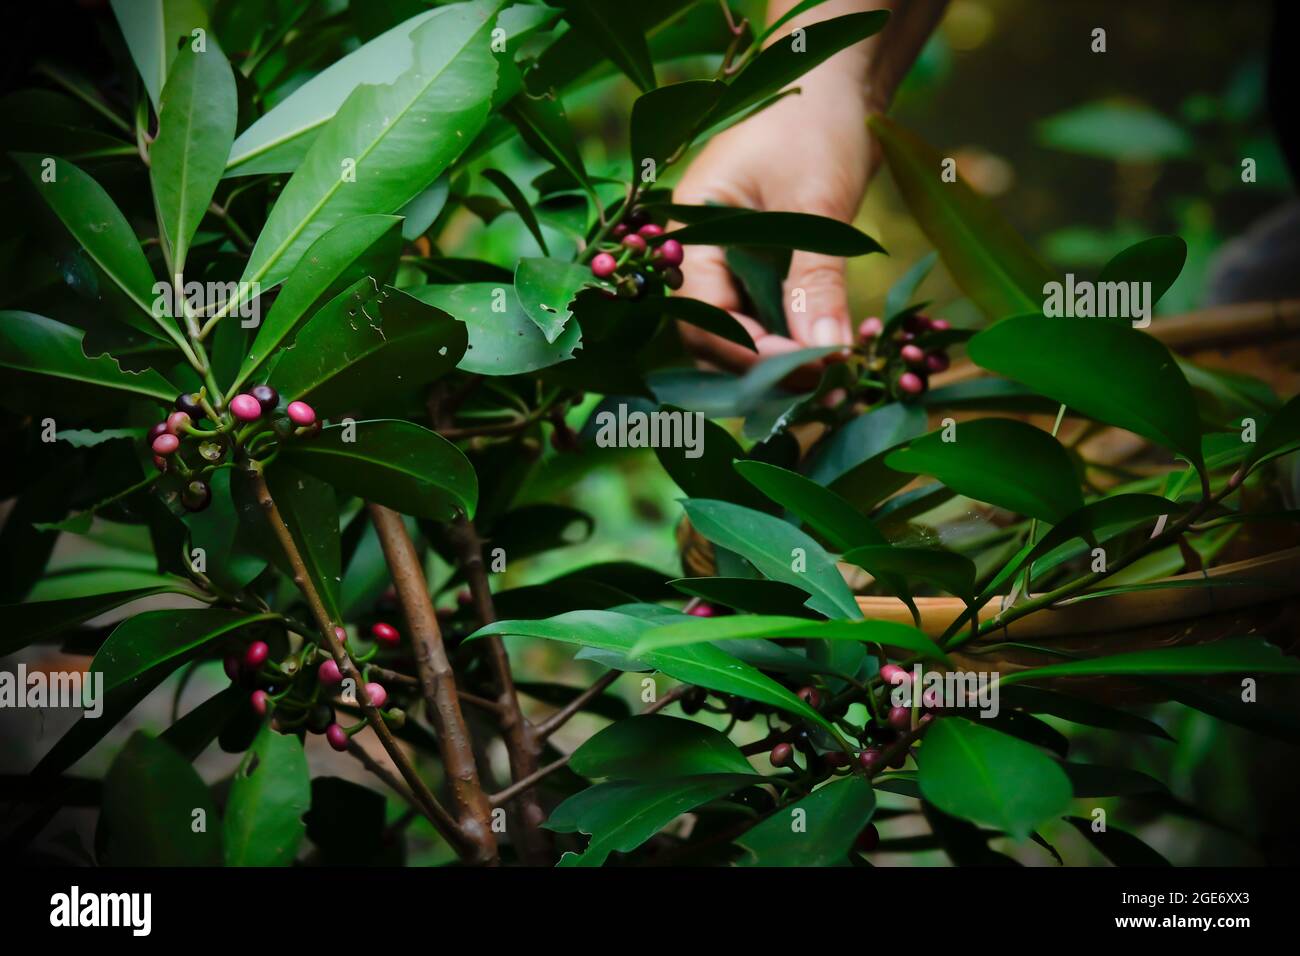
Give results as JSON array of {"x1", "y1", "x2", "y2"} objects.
[
  {"x1": 858, "y1": 747, "x2": 885, "y2": 773},
  {"x1": 334, "y1": 626, "x2": 348, "y2": 644},
  {"x1": 165, "y1": 411, "x2": 191, "y2": 435},
  {"x1": 797, "y1": 687, "x2": 822, "y2": 709},
  {"x1": 900, "y1": 344, "x2": 926, "y2": 367},
  {"x1": 638, "y1": 224, "x2": 664, "y2": 238},
  {"x1": 250, "y1": 690, "x2": 268, "y2": 716},
  {"x1": 611, "y1": 224, "x2": 629, "y2": 239},
  {"x1": 897, "y1": 372, "x2": 925, "y2": 396},
  {"x1": 591, "y1": 253, "x2": 618, "y2": 279},
  {"x1": 223, "y1": 656, "x2": 241, "y2": 681},
  {"x1": 318, "y1": 659, "x2": 342, "y2": 685},
  {"x1": 621, "y1": 233, "x2": 646, "y2": 253},
  {"x1": 147, "y1": 421, "x2": 168, "y2": 444},
  {"x1": 286, "y1": 400, "x2": 316, "y2": 426},
  {"x1": 325, "y1": 724, "x2": 349, "y2": 752},
  {"x1": 371, "y1": 622, "x2": 400, "y2": 646},
  {"x1": 655, "y1": 238, "x2": 684, "y2": 267},
  {"x1": 925, "y1": 351, "x2": 950, "y2": 374},
  {"x1": 888, "y1": 704, "x2": 912, "y2": 730},
  {"x1": 230, "y1": 393, "x2": 262, "y2": 422},
  {"x1": 686, "y1": 602, "x2": 716, "y2": 617},
  {"x1": 857, "y1": 316, "x2": 883, "y2": 340},
  {"x1": 880, "y1": 663, "x2": 910, "y2": 687},
  {"x1": 244, "y1": 641, "x2": 269, "y2": 669},
  {"x1": 930, "y1": 318, "x2": 951, "y2": 332},
  {"x1": 365, "y1": 682, "x2": 388, "y2": 708},
  {"x1": 151, "y1": 433, "x2": 180, "y2": 455}
]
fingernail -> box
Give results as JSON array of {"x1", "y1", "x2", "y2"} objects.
[{"x1": 812, "y1": 316, "x2": 848, "y2": 347}]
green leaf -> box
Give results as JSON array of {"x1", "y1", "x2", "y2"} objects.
[
  {"x1": 471, "y1": 609, "x2": 841, "y2": 737},
  {"x1": 98, "y1": 731, "x2": 222, "y2": 865},
  {"x1": 886, "y1": 418, "x2": 1084, "y2": 523},
  {"x1": 1000, "y1": 687, "x2": 1173, "y2": 741},
  {"x1": 869, "y1": 115, "x2": 1054, "y2": 319},
  {"x1": 1097, "y1": 236, "x2": 1187, "y2": 312},
  {"x1": 502, "y1": 92, "x2": 593, "y2": 197},
  {"x1": 842, "y1": 545, "x2": 977, "y2": 601},
  {"x1": 11, "y1": 154, "x2": 167, "y2": 338},
  {"x1": 233, "y1": 215, "x2": 403, "y2": 394},
  {"x1": 268, "y1": 280, "x2": 466, "y2": 414},
  {"x1": 0, "y1": 586, "x2": 189, "y2": 658},
  {"x1": 808, "y1": 401, "x2": 927, "y2": 486},
  {"x1": 225, "y1": 5, "x2": 453, "y2": 175},
  {"x1": 240, "y1": 0, "x2": 505, "y2": 290},
  {"x1": 1065, "y1": 816, "x2": 1171, "y2": 866},
  {"x1": 736, "y1": 775, "x2": 875, "y2": 866},
  {"x1": 1247, "y1": 393, "x2": 1300, "y2": 470},
  {"x1": 92, "y1": 608, "x2": 270, "y2": 696},
  {"x1": 411, "y1": 281, "x2": 582, "y2": 376},
  {"x1": 223, "y1": 723, "x2": 310, "y2": 866},
  {"x1": 109, "y1": 0, "x2": 209, "y2": 110},
  {"x1": 263, "y1": 464, "x2": 343, "y2": 624},
  {"x1": 1059, "y1": 763, "x2": 1168, "y2": 797},
  {"x1": 554, "y1": 0, "x2": 656, "y2": 92},
  {"x1": 757, "y1": 0, "x2": 835, "y2": 42},
  {"x1": 280, "y1": 419, "x2": 477, "y2": 520},
  {"x1": 884, "y1": 251, "x2": 938, "y2": 321},
  {"x1": 682, "y1": 498, "x2": 862, "y2": 619},
  {"x1": 150, "y1": 41, "x2": 237, "y2": 271},
  {"x1": 659, "y1": 208, "x2": 883, "y2": 256},
  {"x1": 0, "y1": 311, "x2": 176, "y2": 401},
  {"x1": 710, "y1": 11, "x2": 889, "y2": 124},
  {"x1": 549, "y1": 774, "x2": 754, "y2": 866},
  {"x1": 735, "y1": 460, "x2": 886, "y2": 551},
  {"x1": 669, "y1": 577, "x2": 819, "y2": 617},
  {"x1": 654, "y1": 413, "x2": 770, "y2": 510},
  {"x1": 653, "y1": 296, "x2": 756, "y2": 351},
  {"x1": 999, "y1": 637, "x2": 1300, "y2": 687},
  {"x1": 629, "y1": 80, "x2": 726, "y2": 173},
  {"x1": 917, "y1": 716, "x2": 1073, "y2": 840},
  {"x1": 1038, "y1": 102, "x2": 1192, "y2": 162},
  {"x1": 570, "y1": 714, "x2": 754, "y2": 780},
  {"x1": 515, "y1": 257, "x2": 602, "y2": 343},
  {"x1": 482, "y1": 169, "x2": 548, "y2": 255},
  {"x1": 630, "y1": 614, "x2": 950, "y2": 664},
  {"x1": 968, "y1": 315, "x2": 1205, "y2": 467},
  {"x1": 186, "y1": 468, "x2": 267, "y2": 593}
]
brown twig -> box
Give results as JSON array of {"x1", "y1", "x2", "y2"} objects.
[
  {"x1": 245, "y1": 464, "x2": 474, "y2": 857},
  {"x1": 533, "y1": 671, "x2": 622, "y2": 741},
  {"x1": 346, "y1": 738, "x2": 419, "y2": 810},
  {"x1": 367, "y1": 503, "x2": 498, "y2": 864},
  {"x1": 367, "y1": 664, "x2": 504, "y2": 715}
]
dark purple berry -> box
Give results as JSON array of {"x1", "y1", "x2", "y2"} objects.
[
  {"x1": 181, "y1": 479, "x2": 211, "y2": 512},
  {"x1": 250, "y1": 384, "x2": 279, "y2": 413}
]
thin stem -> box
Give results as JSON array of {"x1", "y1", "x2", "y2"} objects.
[{"x1": 533, "y1": 671, "x2": 621, "y2": 740}]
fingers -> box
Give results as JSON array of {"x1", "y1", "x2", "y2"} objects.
[
  {"x1": 677, "y1": 313, "x2": 776, "y2": 375},
  {"x1": 784, "y1": 251, "x2": 854, "y2": 350}
]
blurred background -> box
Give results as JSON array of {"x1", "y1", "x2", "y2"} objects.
[{"x1": 3, "y1": 0, "x2": 1296, "y2": 866}]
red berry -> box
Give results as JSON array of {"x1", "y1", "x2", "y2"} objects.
[
  {"x1": 244, "y1": 641, "x2": 269, "y2": 669},
  {"x1": 333, "y1": 626, "x2": 348, "y2": 644},
  {"x1": 887, "y1": 704, "x2": 912, "y2": 730},
  {"x1": 770, "y1": 742, "x2": 794, "y2": 768},
  {"x1": 250, "y1": 690, "x2": 269, "y2": 716},
  {"x1": 661, "y1": 266, "x2": 684, "y2": 290},
  {"x1": 591, "y1": 252, "x2": 618, "y2": 279},
  {"x1": 371, "y1": 622, "x2": 400, "y2": 646},
  {"x1": 880, "y1": 663, "x2": 909, "y2": 687},
  {"x1": 285, "y1": 400, "x2": 316, "y2": 427},
  {"x1": 854, "y1": 823, "x2": 880, "y2": 853},
  {"x1": 897, "y1": 371, "x2": 925, "y2": 397},
  {"x1": 611, "y1": 223, "x2": 629, "y2": 239},
  {"x1": 925, "y1": 351, "x2": 950, "y2": 374},
  {"x1": 223, "y1": 655, "x2": 241, "y2": 681},
  {"x1": 318, "y1": 659, "x2": 342, "y2": 685},
  {"x1": 365, "y1": 682, "x2": 388, "y2": 708},
  {"x1": 857, "y1": 316, "x2": 883, "y2": 340},
  {"x1": 900, "y1": 343, "x2": 926, "y2": 367},
  {"x1": 655, "y1": 238, "x2": 684, "y2": 267},
  {"x1": 930, "y1": 318, "x2": 951, "y2": 332},
  {"x1": 686, "y1": 602, "x2": 716, "y2": 617},
  {"x1": 823, "y1": 750, "x2": 850, "y2": 769},
  {"x1": 797, "y1": 686, "x2": 822, "y2": 709},
  {"x1": 151, "y1": 433, "x2": 180, "y2": 455},
  {"x1": 250, "y1": 384, "x2": 279, "y2": 412},
  {"x1": 638, "y1": 223, "x2": 664, "y2": 238},
  {"x1": 230, "y1": 394, "x2": 262, "y2": 422},
  {"x1": 621, "y1": 233, "x2": 646, "y2": 253},
  {"x1": 325, "y1": 724, "x2": 349, "y2": 752},
  {"x1": 165, "y1": 411, "x2": 191, "y2": 435},
  {"x1": 858, "y1": 747, "x2": 885, "y2": 774},
  {"x1": 147, "y1": 421, "x2": 168, "y2": 443}
]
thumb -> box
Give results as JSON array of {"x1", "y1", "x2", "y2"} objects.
[{"x1": 784, "y1": 251, "x2": 853, "y2": 349}]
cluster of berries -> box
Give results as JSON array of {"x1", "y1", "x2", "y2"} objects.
[
  {"x1": 225, "y1": 620, "x2": 406, "y2": 752},
  {"x1": 588, "y1": 208, "x2": 685, "y2": 298},
  {"x1": 145, "y1": 385, "x2": 319, "y2": 512},
  {"x1": 856, "y1": 312, "x2": 953, "y2": 402}
]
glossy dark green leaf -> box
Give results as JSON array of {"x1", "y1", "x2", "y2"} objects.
[
  {"x1": 410, "y1": 282, "x2": 582, "y2": 376},
  {"x1": 886, "y1": 417, "x2": 1084, "y2": 523},
  {"x1": 683, "y1": 498, "x2": 862, "y2": 619},
  {"x1": 1246, "y1": 393, "x2": 1300, "y2": 470},
  {"x1": 653, "y1": 296, "x2": 756, "y2": 351},
  {"x1": 735, "y1": 460, "x2": 886, "y2": 551},
  {"x1": 110, "y1": 0, "x2": 209, "y2": 109},
  {"x1": 502, "y1": 91, "x2": 593, "y2": 196},
  {"x1": 554, "y1": 0, "x2": 656, "y2": 91},
  {"x1": 268, "y1": 280, "x2": 466, "y2": 414},
  {"x1": 185, "y1": 467, "x2": 268, "y2": 594},
  {"x1": 1059, "y1": 763, "x2": 1168, "y2": 798},
  {"x1": 884, "y1": 252, "x2": 938, "y2": 321},
  {"x1": 736, "y1": 775, "x2": 875, "y2": 866},
  {"x1": 1000, "y1": 637, "x2": 1300, "y2": 686},
  {"x1": 808, "y1": 401, "x2": 927, "y2": 486},
  {"x1": 629, "y1": 79, "x2": 725, "y2": 172},
  {"x1": 571, "y1": 715, "x2": 754, "y2": 780},
  {"x1": 233, "y1": 215, "x2": 403, "y2": 393},
  {"x1": 1065, "y1": 816, "x2": 1171, "y2": 866},
  {"x1": 280, "y1": 419, "x2": 477, "y2": 521},
  {"x1": 917, "y1": 716, "x2": 1073, "y2": 840},
  {"x1": 150, "y1": 41, "x2": 237, "y2": 271},
  {"x1": 263, "y1": 463, "x2": 343, "y2": 623},
  {"x1": 1097, "y1": 236, "x2": 1187, "y2": 312},
  {"x1": 659, "y1": 208, "x2": 883, "y2": 256},
  {"x1": 1001, "y1": 686, "x2": 1173, "y2": 740},
  {"x1": 870, "y1": 115, "x2": 1054, "y2": 319},
  {"x1": 842, "y1": 545, "x2": 977, "y2": 601},
  {"x1": 968, "y1": 315, "x2": 1204, "y2": 467},
  {"x1": 515, "y1": 257, "x2": 603, "y2": 343},
  {"x1": 482, "y1": 168, "x2": 548, "y2": 255},
  {"x1": 162, "y1": 686, "x2": 243, "y2": 761},
  {"x1": 654, "y1": 413, "x2": 769, "y2": 511},
  {"x1": 669, "y1": 577, "x2": 818, "y2": 617},
  {"x1": 224, "y1": 723, "x2": 310, "y2": 866},
  {"x1": 0, "y1": 585, "x2": 190, "y2": 658},
  {"x1": 98, "y1": 731, "x2": 222, "y2": 865},
  {"x1": 549, "y1": 774, "x2": 755, "y2": 867}
]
